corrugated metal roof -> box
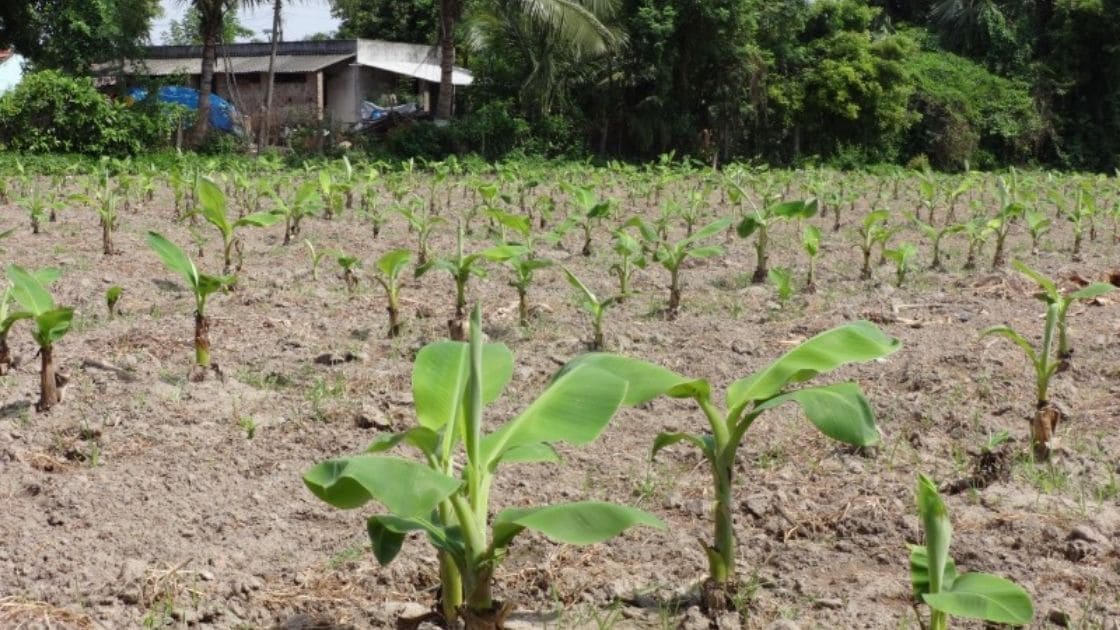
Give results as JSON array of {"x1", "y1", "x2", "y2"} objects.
[
  {"x1": 116, "y1": 53, "x2": 354, "y2": 76},
  {"x1": 359, "y1": 60, "x2": 473, "y2": 86}
]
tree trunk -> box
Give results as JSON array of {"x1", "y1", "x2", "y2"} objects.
[
  {"x1": 258, "y1": 0, "x2": 283, "y2": 152},
  {"x1": 37, "y1": 345, "x2": 60, "y2": 412},
  {"x1": 190, "y1": 8, "x2": 223, "y2": 148},
  {"x1": 436, "y1": 0, "x2": 461, "y2": 120}
]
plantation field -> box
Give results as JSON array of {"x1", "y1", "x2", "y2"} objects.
[{"x1": 1, "y1": 160, "x2": 1118, "y2": 629}]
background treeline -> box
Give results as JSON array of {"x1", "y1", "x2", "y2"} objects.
[
  {"x1": 342, "y1": 0, "x2": 1116, "y2": 171},
  {"x1": 1, "y1": 0, "x2": 1116, "y2": 171}
]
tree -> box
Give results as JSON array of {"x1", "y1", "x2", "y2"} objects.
[
  {"x1": 465, "y1": 0, "x2": 623, "y2": 119},
  {"x1": 162, "y1": 5, "x2": 255, "y2": 45},
  {"x1": 330, "y1": 0, "x2": 437, "y2": 43},
  {"x1": 0, "y1": 0, "x2": 160, "y2": 73}
]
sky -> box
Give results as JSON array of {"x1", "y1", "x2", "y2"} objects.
[{"x1": 150, "y1": 0, "x2": 341, "y2": 44}]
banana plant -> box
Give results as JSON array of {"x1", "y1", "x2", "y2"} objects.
[
  {"x1": 636, "y1": 217, "x2": 729, "y2": 319},
  {"x1": 416, "y1": 224, "x2": 526, "y2": 340},
  {"x1": 739, "y1": 199, "x2": 818, "y2": 283},
  {"x1": 610, "y1": 229, "x2": 647, "y2": 302},
  {"x1": 768, "y1": 267, "x2": 793, "y2": 306},
  {"x1": 304, "y1": 306, "x2": 663, "y2": 628},
  {"x1": 4, "y1": 265, "x2": 73, "y2": 411},
  {"x1": 0, "y1": 268, "x2": 59, "y2": 376},
  {"x1": 371, "y1": 249, "x2": 411, "y2": 338},
  {"x1": 1024, "y1": 210, "x2": 1051, "y2": 255},
  {"x1": 335, "y1": 252, "x2": 361, "y2": 294},
  {"x1": 911, "y1": 215, "x2": 963, "y2": 272},
  {"x1": 504, "y1": 253, "x2": 552, "y2": 328},
  {"x1": 885, "y1": 243, "x2": 919, "y2": 287},
  {"x1": 981, "y1": 301, "x2": 1062, "y2": 458},
  {"x1": 397, "y1": 198, "x2": 445, "y2": 266},
  {"x1": 106, "y1": 286, "x2": 123, "y2": 320},
  {"x1": 1011, "y1": 260, "x2": 1114, "y2": 370},
  {"x1": 19, "y1": 184, "x2": 48, "y2": 234},
  {"x1": 196, "y1": 177, "x2": 281, "y2": 276},
  {"x1": 269, "y1": 180, "x2": 321, "y2": 245},
  {"x1": 1057, "y1": 187, "x2": 1094, "y2": 261},
  {"x1": 911, "y1": 474, "x2": 1033, "y2": 629},
  {"x1": 72, "y1": 170, "x2": 121, "y2": 256},
  {"x1": 566, "y1": 186, "x2": 614, "y2": 256},
  {"x1": 562, "y1": 321, "x2": 899, "y2": 611},
  {"x1": 961, "y1": 215, "x2": 989, "y2": 270},
  {"x1": 147, "y1": 231, "x2": 234, "y2": 379},
  {"x1": 989, "y1": 176, "x2": 1025, "y2": 269},
  {"x1": 802, "y1": 224, "x2": 821, "y2": 291},
  {"x1": 856, "y1": 210, "x2": 890, "y2": 280},
  {"x1": 564, "y1": 268, "x2": 620, "y2": 351}
]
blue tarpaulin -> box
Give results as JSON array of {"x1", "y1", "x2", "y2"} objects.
[{"x1": 129, "y1": 86, "x2": 241, "y2": 134}]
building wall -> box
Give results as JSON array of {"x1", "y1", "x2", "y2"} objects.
[{"x1": 213, "y1": 71, "x2": 324, "y2": 130}]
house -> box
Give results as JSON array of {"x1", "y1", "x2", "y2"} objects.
[{"x1": 98, "y1": 39, "x2": 472, "y2": 128}]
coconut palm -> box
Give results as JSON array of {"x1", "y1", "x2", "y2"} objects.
[{"x1": 444, "y1": 0, "x2": 622, "y2": 119}]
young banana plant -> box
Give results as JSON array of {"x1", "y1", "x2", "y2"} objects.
[
  {"x1": 147, "y1": 231, "x2": 234, "y2": 380},
  {"x1": 371, "y1": 249, "x2": 411, "y2": 338},
  {"x1": 610, "y1": 229, "x2": 647, "y2": 302},
  {"x1": 988, "y1": 181, "x2": 1024, "y2": 269},
  {"x1": 106, "y1": 286, "x2": 123, "y2": 320},
  {"x1": 738, "y1": 199, "x2": 818, "y2": 283},
  {"x1": 768, "y1": 267, "x2": 794, "y2": 306},
  {"x1": 562, "y1": 322, "x2": 899, "y2": 611},
  {"x1": 269, "y1": 180, "x2": 321, "y2": 245},
  {"x1": 856, "y1": 210, "x2": 890, "y2": 280},
  {"x1": 802, "y1": 224, "x2": 821, "y2": 291},
  {"x1": 566, "y1": 186, "x2": 614, "y2": 256},
  {"x1": 885, "y1": 243, "x2": 919, "y2": 287},
  {"x1": 416, "y1": 224, "x2": 526, "y2": 340},
  {"x1": 1024, "y1": 210, "x2": 1051, "y2": 255},
  {"x1": 911, "y1": 215, "x2": 964, "y2": 272},
  {"x1": 4, "y1": 265, "x2": 72, "y2": 411},
  {"x1": 397, "y1": 199, "x2": 445, "y2": 266},
  {"x1": 981, "y1": 301, "x2": 1062, "y2": 458},
  {"x1": 911, "y1": 474, "x2": 1033, "y2": 629},
  {"x1": 335, "y1": 252, "x2": 361, "y2": 295},
  {"x1": 637, "y1": 218, "x2": 730, "y2": 319},
  {"x1": 564, "y1": 268, "x2": 620, "y2": 351},
  {"x1": 504, "y1": 253, "x2": 552, "y2": 328},
  {"x1": 196, "y1": 177, "x2": 281, "y2": 276},
  {"x1": 304, "y1": 306, "x2": 663, "y2": 628},
  {"x1": 1011, "y1": 260, "x2": 1114, "y2": 371}
]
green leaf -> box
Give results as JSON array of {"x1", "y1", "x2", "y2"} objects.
[
  {"x1": 492, "y1": 502, "x2": 665, "y2": 550},
  {"x1": 6, "y1": 265, "x2": 56, "y2": 315},
  {"x1": 726, "y1": 321, "x2": 900, "y2": 411},
  {"x1": 751, "y1": 382, "x2": 880, "y2": 446},
  {"x1": 980, "y1": 325, "x2": 1037, "y2": 366},
  {"x1": 376, "y1": 249, "x2": 412, "y2": 278},
  {"x1": 556, "y1": 353, "x2": 688, "y2": 406},
  {"x1": 234, "y1": 211, "x2": 282, "y2": 228},
  {"x1": 34, "y1": 307, "x2": 73, "y2": 345},
  {"x1": 736, "y1": 215, "x2": 762, "y2": 238},
  {"x1": 769, "y1": 199, "x2": 819, "y2": 219},
  {"x1": 651, "y1": 432, "x2": 715, "y2": 461},
  {"x1": 684, "y1": 218, "x2": 732, "y2": 244},
  {"x1": 909, "y1": 544, "x2": 959, "y2": 597},
  {"x1": 303, "y1": 455, "x2": 460, "y2": 517},
  {"x1": 916, "y1": 473, "x2": 952, "y2": 596},
  {"x1": 1068, "y1": 282, "x2": 1114, "y2": 301},
  {"x1": 412, "y1": 341, "x2": 513, "y2": 431},
  {"x1": 197, "y1": 177, "x2": 231, "y2": 236},
  {"x1": 196, "y1": 273, "x2": 232, "y2": 300},
  {"x1": 147, "y1": 231, "x2": 199, "y2": 291},
  {"x1": 480, "y1": 244, "x2": 529, "y2": 262},
  {"x1": 366, "y1": 427, "x2": 440, "y2": 457},
  {"x1": 1011, "y1": 260, "x2": 1058, "y2": 301},
  {"x1": 495, "y1": 443, "x2": 561, "y2": 466},
  {"x1": 923, "y1": 572, "x2": 1034, "y2": 625},
  {"x1": 666, "y1": 378, "x2": 711, "y2": 401},
  {"x1": 481, "y1": 365, "x2": 626, "y2": 467},
  {"x1": 367, "y1": 516, "x2": 407, "y2": 566},
  {"x1": 563, "y1": 267, "x2": 598, "y2": 305}
]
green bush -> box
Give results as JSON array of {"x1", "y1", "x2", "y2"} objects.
[
  {"x1": 0, "y1": 70, "x2": 175, "y2": 156},
  {"x1": 385, "y1": 120, "x2": 456, "y2": 160}
]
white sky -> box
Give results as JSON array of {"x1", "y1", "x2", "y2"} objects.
[{"x1": 151, "y1": 0, "x2": 342, "y2": 44}]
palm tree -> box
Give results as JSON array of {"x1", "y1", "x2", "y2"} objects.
[
  {"x1": 463, "y1": 0, "x2": 623, "y2": 118},
  {"x1": 182, "y1": 0, "x2": 264, "y2": 147},
  {"x1": 930, "y1": 0, "x2": 1004, "y2": 55},
  {"x1": 437, "y1": 0, "x2": 464, "y2": 120}
]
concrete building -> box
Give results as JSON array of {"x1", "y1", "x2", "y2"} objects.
[
  {"x1": 0, "y1": 49, "x2": 25, "y2": 96},
  {"x1": 103, "y1": 39, "x2": 472, "y2": 128}
]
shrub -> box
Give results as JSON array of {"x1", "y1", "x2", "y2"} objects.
[{"x1": 0, "y1": 71, "x2": 174, "y2": 156}]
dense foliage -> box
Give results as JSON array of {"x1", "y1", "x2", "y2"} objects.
[{"x1": 0, "y1": 71, "x2": 177, "y2": 156}]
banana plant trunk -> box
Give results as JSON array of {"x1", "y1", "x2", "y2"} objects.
[
  {"x1": 0, "y1": 335, "x2": 12, "y2": 375},
  {"x1": 517, "y1": 288, "x2": 529, "y2": 327},
  {"x1": 701, "y1": 451, "x2": 736, "y2": 613},
  {"x1": 667, "y1": 270, "x2": 681, "y2": 320},
  {"x1": 195, "y1": 311, "x2": 212, "y2": 368},
  {"x1": 752, "y1": 229, "x2": 769, "y2": 283},
  {"x1": 101, "y1": 219, "x2": 114, "y2": 256},
  {"x1": 387, "y1": 301, "x2": 402, "y2": 338},
  {"x1": 1032, "y1": 402, "x2": 1062, "y2": 461},
  {"x1": 37, "y1": 344, "x2": 59, "y2": 412}
]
